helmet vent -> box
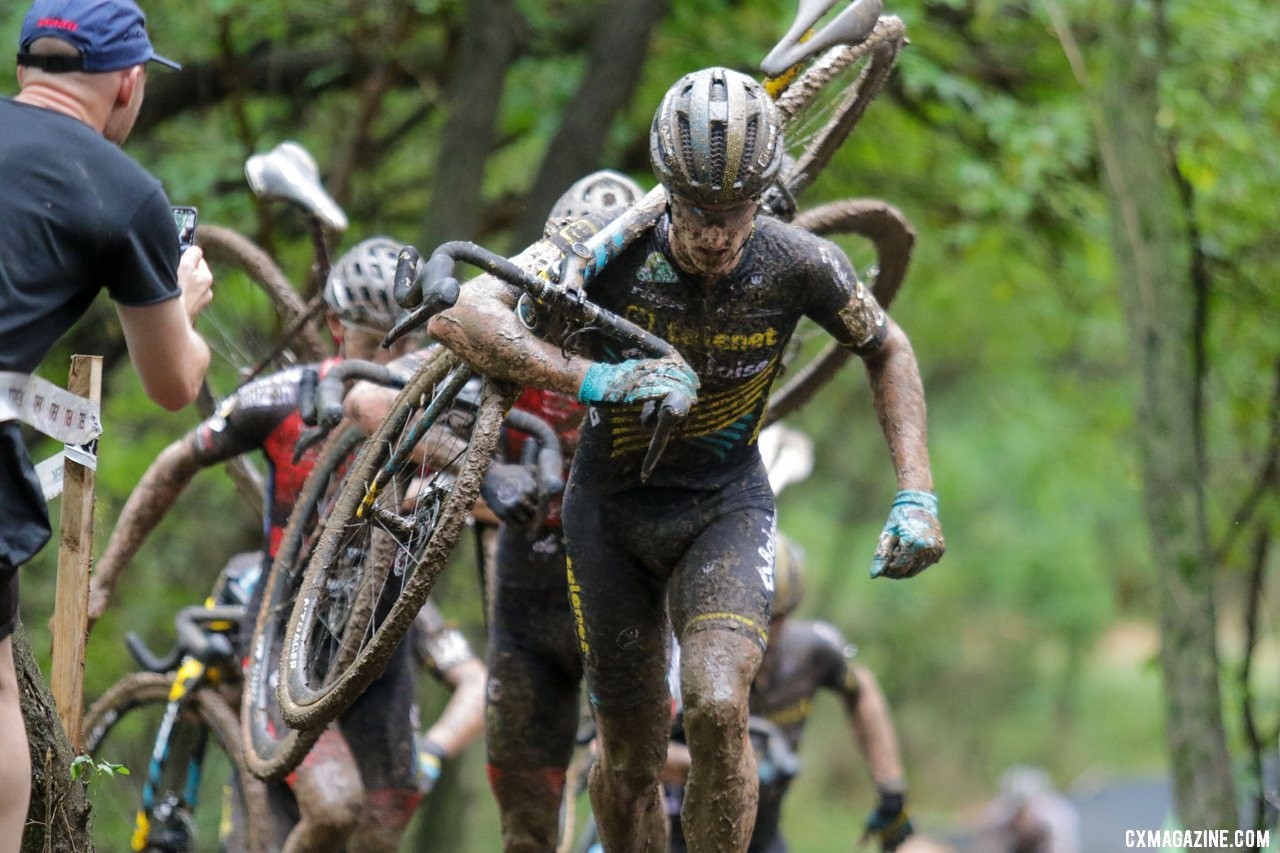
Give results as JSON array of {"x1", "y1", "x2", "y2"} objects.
[
  {"x1": 742, "y1": 116, "x2": 759, "y2": 174},
  {"x1": 678, "y1": 113, "x2": 695, "y2": 180},
  {"x1": 710, "y1": 123, "x2": 727, "y2": 185}
]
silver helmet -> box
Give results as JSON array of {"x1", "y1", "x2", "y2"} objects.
[{"x1": 650, "y1": 67, "x2": 784, "y2": 207}]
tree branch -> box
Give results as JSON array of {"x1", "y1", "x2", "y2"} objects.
[{"x1": 513, "y1": 0, "x2": 669, "y2": 244}]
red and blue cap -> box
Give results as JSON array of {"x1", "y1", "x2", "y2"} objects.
[{"x1": 17, "y1": 0, "x2": 180, "y2": 73}]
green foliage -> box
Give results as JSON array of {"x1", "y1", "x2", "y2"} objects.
[{"x1": 69, "y1": 754, "x2": 131, "y2": 782}]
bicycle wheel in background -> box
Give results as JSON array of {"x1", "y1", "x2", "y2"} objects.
[
  {"x1": 242, "y1": 424, "x2": 366, "y2": 781},
  {"x1": 280, "y1": 353, "x2": 516, "y2": 731},
  {"x1": 772, "y1": 16, "x2": 907, "y2": 204},
  {"x1": 82, "y1": 672, "x2": 270, "y2": 853},
  {"x1": 764, "y1": 197, "x2": 915, "y2": 425},
  {"x1": 194, "y1": 224, "x2": 331, "y2": 514},
  {"x1": 194, "y1": 224, "x2": 328, "y2": 384}
]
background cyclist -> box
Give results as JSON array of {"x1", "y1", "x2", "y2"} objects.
[
  {"x1": 427, "y1": 66, "x2": 944, "y2": 851},
  {"x1": 89, "y1": 238, "x2": 486, "y2": 852}
]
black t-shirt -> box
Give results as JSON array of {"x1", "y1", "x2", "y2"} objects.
[
  {"x1": 576, "y1": 212, "x2": 886, "y2": 490},
  {"x1": 0, "y1": 98, "x2": 181, "y2": 567}
]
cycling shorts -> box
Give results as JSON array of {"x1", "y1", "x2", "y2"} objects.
[
  {"x1": 562, "y1": 453, "x2": 776, "y2": 712},
  {"x1": 337, "y1": 637, "x2": 418, "y2": 791},
  {"x1": 486, "y1": 524, "x2": 581, "y2": 770}
]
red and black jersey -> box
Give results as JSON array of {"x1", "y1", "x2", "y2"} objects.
[
  {"x1": 503, "y1": 387, "x2": 584, "y2": 528},
  {"x1": 192, "y1": 358, "x2": 341, "y2": 556}
]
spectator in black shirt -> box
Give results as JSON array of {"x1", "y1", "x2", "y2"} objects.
[{"x1": 0, "y1": 0, "x2": 213, "y2": 845}]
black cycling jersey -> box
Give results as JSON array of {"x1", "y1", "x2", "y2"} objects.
[
  {"x1": 575, "y1": 212, "x2": 886, "y2": 490},
  {"x1": 749, "y1": 619, "x2": 858, "y2": 846}
]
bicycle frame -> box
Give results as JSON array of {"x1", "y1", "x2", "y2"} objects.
[
  {"x1": 122, "y1": 604, "x2": 244, "y2": 851},
  {"x1": 130, "y1": 656, "x2": 217, "y2": 850}
]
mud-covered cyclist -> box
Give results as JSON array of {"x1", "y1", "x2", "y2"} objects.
[{"x1": 428, "y1": 66, "x2": 944, "y2": 851}]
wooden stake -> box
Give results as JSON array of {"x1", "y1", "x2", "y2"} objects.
[{"x1": 49, "y1": 355, "x2": 102, "y2": 748}]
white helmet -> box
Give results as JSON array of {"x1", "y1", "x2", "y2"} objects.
[
  {"x1": 323, "y1": 236, "x2": 403, "y2": 331},
  {"x1": 548, "y1": 170, "x2": 644, "y2": 222}
]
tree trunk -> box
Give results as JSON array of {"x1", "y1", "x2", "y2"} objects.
[
  {"x1": 513, "y1": 0, "x2": 669, "y2": 245},
  {"x1": 1098, "y1": 0, "x2": 1237, "y2": 830},
  {"x1": 420, "y1": 0, "x2": 521, "y2": 250},
  {"x1": 14, "y1": 619, "x2": 93, "y2": 852}
]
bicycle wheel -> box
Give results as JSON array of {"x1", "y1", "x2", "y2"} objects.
[
  {"x1": 773, "y1": 15, "x2": 907, "y2": 203},
  {"x1": 764, "y1": 197, "x2": 915, "y2": 425},
  {"x1": 241, "y1": 424, "x2": 366, "y2": 781},
  {"x1": 83, "y1": 672, "x2": 270, "y2": 853},
  {"x1": 195, "y1": 224, "x2": 331, "y2": 513},
  {"x1": 280, "y1": 352, "x2": 517, "y2": 730},
  {"x1": 195, "y1": 224, "x2": 328, "y2": 381}
]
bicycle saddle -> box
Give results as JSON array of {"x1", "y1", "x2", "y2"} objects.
[
  {"x1": 761, "y1": 0, "x2": 883, "y2": 78},
  {"x1": 244, "y1": 141, "x2": 349, "y2": 234}
]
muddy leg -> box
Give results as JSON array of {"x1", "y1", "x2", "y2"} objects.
[
  {"x1": 284, "y1": 728, "x2": 363, "y2": 853},
  {"x1": 488, "y1": 765, "x2": 567, "y2": 852},
  {"x1": 589, "y1": 699, "x2": 671, "y2": 852},
  {"x1": 679, "y1": 629, "x2": 763, "y2": 853},
  {"x1": 348, "y1": 788, "x2": 421, "y2": 853}
]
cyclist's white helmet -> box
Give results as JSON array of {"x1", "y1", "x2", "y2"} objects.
[
  {"x1": 548, "y1": 170, "x2": 644, "y2": 222},
  {"x1": 650, "y1": 67, "x2": 784, "y2": 207},
  {"x1": 772, "y1": 534, "x2": 805, "y2": 619},
  {"x1": 324, "y1": 237, "x2": 403, "y2": 331}
]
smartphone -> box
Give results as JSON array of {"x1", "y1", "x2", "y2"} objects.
[{"x1": 172, "y1": 206, "x2": 198, "y2": 252}]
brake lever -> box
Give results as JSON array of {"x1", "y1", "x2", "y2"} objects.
[
  {"x1": 298, "y1": 367, "x2": 320, "y2": 427},
  {"x1": 640, "y1": 389, "x2": 692, "y2": 483},
  {"x1": 293, "y1": 425, "x2": 328, "y2": 465},
  {"x1": 383, "y1": 247, "x2": 462, "y2": 347}
]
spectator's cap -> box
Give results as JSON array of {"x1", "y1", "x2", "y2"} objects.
[{"x1": 17, "y1": 0, "x2": 180, "y2": 73}]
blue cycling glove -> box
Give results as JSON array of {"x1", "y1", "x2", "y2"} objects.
[
  {"x1": 578, "y1": 356, "x2": 699, "y2": 406},
  {"x1": 415, "y1": 735, "x2": 447, "y2": 795},
  {"x1": 870, "y1": 490, "x2": 944, "y2": 579}
]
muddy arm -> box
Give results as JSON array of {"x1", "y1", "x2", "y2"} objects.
[
  {"x1": 344, "y1": 380, "x2": 398, "y2": 437},
  {"x1": 427, "y1": 277, "x2": 591, "y2": 397},
  {"x1": 860, "y1": 319, "x2": 933, "y2": 493},
  {"x1": 843, "y1": 662, "x2": 906, "y2": 792},
  {"x1": 89, "y1": 437, "x2": 202, "y2": 625},
  {"x1": 424, "y1": 657, "x2": 487, "y2": 757}
]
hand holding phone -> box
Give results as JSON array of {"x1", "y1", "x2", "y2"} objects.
[{"x1": 172, "y1": 206, "x2": 198, "y2": 251}]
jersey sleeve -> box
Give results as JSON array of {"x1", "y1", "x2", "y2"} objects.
[
  {"x1": 104, "y1": 186, "x2": 182, "y2": 307},
  {"x1": 191, "y1": 371, "x2": 301, "y2": 464},
  {"x1": 412, "y1": 599, "x2": 477, "y2": 681},
  {"x1": 802, "y1": 237, "x2": 888, "y2": 356},
  {"x1": 809, "y1": 621, "x2": 860, "y2": 697}
]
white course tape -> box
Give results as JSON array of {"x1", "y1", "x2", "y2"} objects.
[
  {"x1": 0, "y1": 371, "x2": 103, "y2": 444},
  {"x1": 36, "y1": 452, "x2": 66, "y2": 501}
]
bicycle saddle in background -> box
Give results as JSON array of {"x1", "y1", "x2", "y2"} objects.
[
  {"x1": 761, "y1": 0, "x2": 883, "y2": 78},
  {"x1": 245, "y1": 141, "x2": 349, "y2": 234}
]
